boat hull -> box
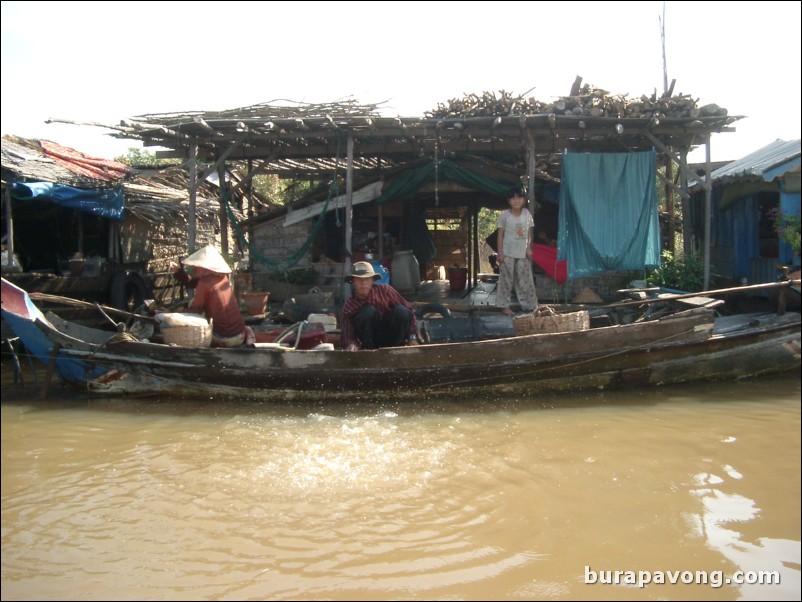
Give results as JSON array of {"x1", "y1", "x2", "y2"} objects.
[{"x1": 3, "y1": 277, "x2": 800, "y2": 401}]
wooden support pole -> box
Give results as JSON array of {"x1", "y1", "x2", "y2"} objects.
[
  {"x1": 471, "y1": 206, "x2": 476, "y2": 287},
  {"x1": 187, "y1": 143, "x2": 198, "y2": 252},
  {"x1": 680, "y1": 148, "x2": 692, "y2": 257},
  {"x1": 344, "y1": 134, "x2": 354, "y2": 279},
  {"x1": 703, "y1": 132, "x2": 712, "y2": 290},
  {"x1": 246, "y1": 159, "x2": 254, "y2": 257},
  {"x1": 664, "y1": 154, "x2": 675, "y2": 255},
  {"x1": 656, "y1": 172, "x2": 690, "y2": 200},
  {"x1": 526, "y1": 131, "x2": 536, "y2": 205},
  {"x1": 645, "y1": 132, "x2": 709, "y2": 192},
  {"x1": 217, "y1": 161, "x2": 229, "y2": 256},
  {"x1": 4, "y1": 185, "x2": 14, "y2": 270},
  {"x1": 196, "y1": 139, "x2": 244, "y2": 182}
]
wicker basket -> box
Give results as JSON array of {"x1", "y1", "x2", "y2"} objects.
[
  {"x1": 161, "y1": 322, "x2": 213, "y2": 347},
  {"x1": 512, "y1": 307, "x2": 590, "y2": 336}
]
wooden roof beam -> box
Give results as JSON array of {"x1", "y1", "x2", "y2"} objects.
[{"x1": 193, "y1": 116, "x2": 224, "y2": 136}]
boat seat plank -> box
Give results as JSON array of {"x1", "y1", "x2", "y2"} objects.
[{"x1": 658, "y1": 294, "x2": 725, "y2": 309}]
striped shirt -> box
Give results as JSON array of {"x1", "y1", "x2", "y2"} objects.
[{"x1": 341, "y1": 284, "x2": 417, "y2": 348}]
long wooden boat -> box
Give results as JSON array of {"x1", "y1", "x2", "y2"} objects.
[{"x1": 2, "y1": 277, "x2": 800, "y2": 401}]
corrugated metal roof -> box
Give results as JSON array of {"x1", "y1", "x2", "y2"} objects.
[{"x1": 709, "y1": 138, "x2": 801, "y2": 183}]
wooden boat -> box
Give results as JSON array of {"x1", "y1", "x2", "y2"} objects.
[{"x1": 2, "y1": 277, "x2": 800, "y2": 402}]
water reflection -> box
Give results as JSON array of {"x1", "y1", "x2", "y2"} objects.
[
  {"x1": 690, "y1": 467, "x2": 801, "y2": 599},
  {"x1": 2, "y1": 373, "x2": 800, "y2": 601}
]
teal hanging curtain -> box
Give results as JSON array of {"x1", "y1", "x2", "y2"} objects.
[{"x1": 557, "y1": 150, "x2": 660, "y2": 279}]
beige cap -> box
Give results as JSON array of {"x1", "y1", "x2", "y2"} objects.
[
  {"x1": 345, "y1": 261, "x2": 381, "y2": 282},
  {"x1": 181, "y1": 244, "x2": 231, "y2": 274}
]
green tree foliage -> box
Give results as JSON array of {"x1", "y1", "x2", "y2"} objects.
[
  {"x1": 115, "y1": 147, "x2": 180, "y2": 167},
  {"x1": 253, "y1": 176, "x2": 317, "y2": 206},
  {"x1": 646, "y1": 250, "x2": 706, "y2": 291},
  {"x1": 114, "y1": 147, "x2": 317, "y2": 207},
  {"x1": 774, "y1": 212, "x2": 801, "y2": 255},
  {"x1": 478, "y1": 207, "x2": 498, "y2": 245}
]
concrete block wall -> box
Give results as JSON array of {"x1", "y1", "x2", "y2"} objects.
[{"x1": 250, "y1": 219, "x2": 312, "y2": 274}]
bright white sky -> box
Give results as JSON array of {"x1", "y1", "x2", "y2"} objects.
[{"x1": 2, "y1": 1, "x2": 800, "y2": 165}]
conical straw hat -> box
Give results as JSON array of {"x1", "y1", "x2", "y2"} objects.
[{"x1": 181, "y1": 244, "x2": 231, "y2": 274}]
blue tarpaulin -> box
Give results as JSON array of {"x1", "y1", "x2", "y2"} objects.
[
  {"x1": 557, "y1": 150, "x2": 660, "y2": 279},
  {"x1": 11, "y1": 181, "x2": 125, "y2": 220}
]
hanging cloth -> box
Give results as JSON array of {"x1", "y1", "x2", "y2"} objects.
[
  {"x1": 405, "y1": 201, "x2": 437, "y2": 264},
  {"x1": 376, "y1": 159, "x2": 511, "y2": 204},
  {"x1": 557, "y1": 150, "x2": 660, "y2": 279},
  {"x1": 532, "y1": 243, "x2": 568, "y2": 285}
]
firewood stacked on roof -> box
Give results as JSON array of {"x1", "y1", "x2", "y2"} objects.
[
  {"x1": 136, "y1": 99, "x2": 386, "y2": 123},
  {"x1": 426, "y1": 90, "x2": 548, "y2": 118},
  {"x1": 425, "y1": 81, "x2": 728, "y2": 120}
]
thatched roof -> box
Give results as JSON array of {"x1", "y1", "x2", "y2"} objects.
[
  {"x1": 1, "y1": 135, "x2": 248, "y2": 225},
  {"x1": 1, "y1": 134, "x2": 128, "y2": 188}
]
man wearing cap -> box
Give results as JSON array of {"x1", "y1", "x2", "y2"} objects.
[
  {"x1": 169, "y1": 244, "x2": 253, "y2": 347},
  {"x1": 341, "y1": 261, "x2": 420, "y2": 351}
]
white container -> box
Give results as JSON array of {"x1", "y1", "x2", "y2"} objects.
[
  {"x1": 391, "y1": 250, "x2": 420, "y2": 293},
  {"x1": 307, "y1": 313, "x2": 338, "y2": 331}
]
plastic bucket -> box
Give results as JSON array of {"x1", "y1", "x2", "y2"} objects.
[
  {"x1": 447, "y1": 267, "x2": 468, "y2": 291},
  {"x1": 370, "y1": 260, "x2": 390, "y2": 284}
]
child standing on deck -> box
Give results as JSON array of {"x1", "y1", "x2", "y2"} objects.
[{"x1": 495, "y1": 186, "x2": 538, "y2": 316}]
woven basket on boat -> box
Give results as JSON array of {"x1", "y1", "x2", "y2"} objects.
[
  {"x1": 161, "y1": 322, "x2": 212, "y2": 348},
  {"x1": 512, "y1": 307, "x2": 590, "y2": 336}
]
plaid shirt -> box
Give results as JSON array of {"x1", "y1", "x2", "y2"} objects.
[{"x1": 341, "y1": 284, "x2": 417, "y2": 348}]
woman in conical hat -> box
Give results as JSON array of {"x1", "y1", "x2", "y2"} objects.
[
  {"x1": 170, "y1": 244, "x2": 252, "y2": 347},
  {"x1": 181, "y1": 244, "x2": 232, "y2": 274}
]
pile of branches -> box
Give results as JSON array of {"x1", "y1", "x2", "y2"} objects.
[
  {"x1": 134, "y1": 98, "x2": 386, "y2": 123},
  {"x1": 426, "y1": 89, "x2": 547, "y2": 118},
  {"x1": 426, "y1": 79, "x2": 728, "y2": 120}
]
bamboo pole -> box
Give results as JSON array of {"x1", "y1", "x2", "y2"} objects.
[
  {"x1": 603, "y1": 279, "x2": 800, "y2": 309},
  {"x1": 29, "y1": 292, "x2": 158, "y2": 323}
]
